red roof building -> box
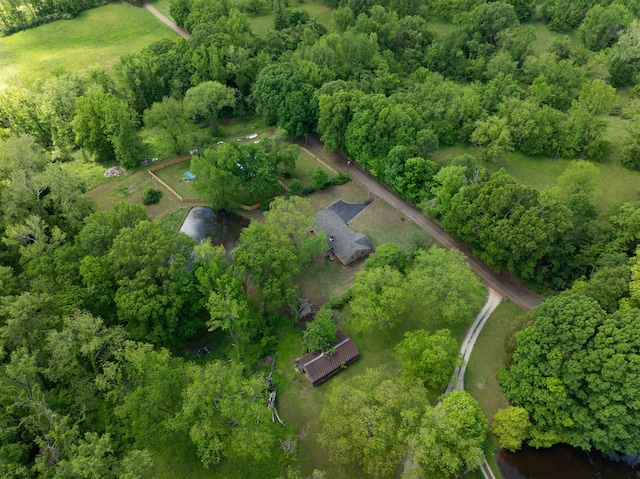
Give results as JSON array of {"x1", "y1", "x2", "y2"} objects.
[{"x1": 295, "y1": 332, "x2": 359, "y2": 386}]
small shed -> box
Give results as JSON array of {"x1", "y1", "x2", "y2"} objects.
[{"x1": 295, "y1": 332, "x2": 359, "y2": 386}]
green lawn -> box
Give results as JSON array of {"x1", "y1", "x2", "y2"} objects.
[
  {"x1": 0, "y1": 2, "x2": 177, "y2": 89},
  {"x1": 289, "y1": 147, "x2": 336, "y2": 188},
  {"x1": 432, "y1": 136, "x2": 640, "y2": 214},
  {"x1": 464, "y1": 301, "x2": 530, "y2": 479},
  {"x1": 349, "y1": 198, "x2": 424, "y2": 252},
  {"x1": 153, "y1": 160, "x2": 201, "y2": 199},
  {"x1": 526, "y1": 21, "x2": 578, "y2": 56},
  {"x1": 86, "y1": 158, "x2": 201, "y2": 221},
  {"x1": 427, "y1": 16, "x2": 458, "y2": 38}
]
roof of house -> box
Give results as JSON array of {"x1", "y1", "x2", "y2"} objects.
[
  {"x1": 296, "y1": 332, "x2": 359, "y2": 385},
  {"x1": 314, "y1": 209, "x2": 373, "y2": 261}
]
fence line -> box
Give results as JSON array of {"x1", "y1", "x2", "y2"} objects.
[
  {"x1": 149, "y1": 155, "x2": 291, "y2": 207},
  {"x1": 148, "y1": 155, "x2": 191, "y2": 172},
  {"x1": 147, "y1": 155, "x2": 204, "y2": 203}
]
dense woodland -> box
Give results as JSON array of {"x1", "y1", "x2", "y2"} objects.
[{"x1": 1, "y1": 0, "x2": 640, "y2": 476}]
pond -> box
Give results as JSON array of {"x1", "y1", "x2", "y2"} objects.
[
  {"x1": 179, "y1": 207, "x2": 249, "y2": 252},
  {"x1": 498, "y1": 444, "x2": 640, "y2": 479}
]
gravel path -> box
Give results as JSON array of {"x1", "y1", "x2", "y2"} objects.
[
  {"x1": 445, "y1": 289, "x2": 503, "y2": 394},
  {"x1": 142, "y1": 1, "x2": 191, "y2": 40}
]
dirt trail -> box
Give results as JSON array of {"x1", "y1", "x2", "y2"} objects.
[
  {"x1": 302, "y1": 133, "x2": 543, "y2": 311},
  {"x1": 445, "y1": 289, "x2": 503, "y2": 394},
  {"x1": 142, "y1": 1, "x2": 190, "y2": 40}
]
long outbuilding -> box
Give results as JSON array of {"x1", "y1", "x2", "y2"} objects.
[{"x1": 295, "y1": 332, "x2": 359, "y2": 385}]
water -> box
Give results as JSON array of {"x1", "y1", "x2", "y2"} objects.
[
  {"x1": 179, "y1": 207, "x2": 249, "y2": 251},
  {"x1": 498, "y1": 444, "x2": 640, "y2": 479}
]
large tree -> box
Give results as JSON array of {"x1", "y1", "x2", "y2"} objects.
[
  {"x1": 349, "y1": 265, "x2": 408, "y2": 331},
  {"x1": 72, "y1": 90, "x2": 141, "y2": 168},
  {"x1": 183, "y1": 81, "x2": 236, "y2": 132},
  {"x1": 395, "y1": 329, "x2": 460, "y2": 391},
  {"x1": 105, "y1": 221, "x2": 201, "y2": 346},
  {"x1": 408, "y1": 391, "x2": 487, "y2": 479},
  {"x1": 170, "y1": 360, "x2": 275, "y2": 467},
  {"x1": 318, "y1": 368, "x2": 427, "y2": 477},
  {"x1": 407, "y1": 248, "x2": 485, "y2": 325},
  {"x1": 499, "y1": 293, "x2": 640, "y2": 453}
]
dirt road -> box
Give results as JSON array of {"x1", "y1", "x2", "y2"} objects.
[
  {"x1": 142, "y1": 1, "x2": 190, "y2": 40},
  {"x1": 445, "y1": 288, "x2": 503, "y2": 394},
  {"x1": 303, "y1": 133, "x2": 543, "y2": 311}
]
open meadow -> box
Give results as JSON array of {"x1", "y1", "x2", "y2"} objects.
[
  {"x1": 0, "y1": 2, "x2": 177, "y2": 89},
  {"x1": 248, "y1": 0, "x2": 334, "y2": 35}
]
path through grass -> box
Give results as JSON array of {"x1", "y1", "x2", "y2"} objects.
[
  {"x1": 465, "y1": 301, "x2": 529, "y2": 420},
  {"x1": 0, "y1": 2, "x2": 177, "y2": 89}
]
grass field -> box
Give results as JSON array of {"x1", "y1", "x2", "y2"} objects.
[
  {"x1": 86, "y1": 158, "x2": 200, "y2": 222},
  {"x1": 432, "y1": 133, "x2": 640, "y2": 214},
  {"x1": 289, "y1": 147, "x2": 337, "y2": 187},
  {"x1": 349, "y1": 198, "x2": 424, "y2": 252},
  {"x1": 150, "y1": 0, "x2": 173, "y2": 21},
  {"x1": 0, "y1": 2, "x2": 177, "y2": 89},
  {"x1": 465, "y1": 301, "x2": 529, "y2": 421},
  {"x1": 526, "y1": 21, "x2": 578, "y2": 56},
  {"x1": 278, "y1": 289, "x2": 485, "y2": 478},
  {"x1": 154, "y1": 160, "x2": 200, "y2": 199},
  {"x1": 249, "y1": 0, "x2": 334, "y2": 35}
]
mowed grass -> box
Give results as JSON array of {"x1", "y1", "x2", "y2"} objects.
[
  {"x1": 432, "y1": 136, "x2": 640, "y2": 214},
  {"x1": 0, "y1": 2, "x2": 178, "y2": 89},
  {"x1": 149, "y1": 0, "x2": 173, "y2": 21},
  {"x1": 465, "y1": 301, "x2": 528, "y2": 422},
  {"x1": 349, "y1": 198, "x2": 424, "y2": 252},
  {"x1": 278, "y1": 292, "x2": 485, "y2": 478},
  {"x1": 153, "y1": 160, "x2": 201, "y2": 199},
  {"x1": 309, "y1": 179, "x2": 370, "y2": 210},
  {"x1": 290, "y1": 147, "x2": 337, "y2": 187},
  {"x1": 526, "y1": 21, "x2": 578, "y2": 55}
]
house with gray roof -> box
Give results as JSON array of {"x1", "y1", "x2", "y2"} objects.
[{"x1": 314, "y1": 209, "x2": 373, "y2": 265}]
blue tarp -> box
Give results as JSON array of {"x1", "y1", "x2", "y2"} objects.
[{"x1": 184, "y1": 171, "x2": 196, "y2": 180}]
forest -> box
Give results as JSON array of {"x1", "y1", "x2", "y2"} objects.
[{"x1": 1, "y1": 0, "x2": 640, "y2": 477}]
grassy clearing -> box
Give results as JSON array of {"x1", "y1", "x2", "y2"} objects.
[
  {"x1": 426, "y1": 16, "x2": 458, "y2": 38},
  {"x1": 279, "y1": 291, "x2": 486, "y2": 478},
  {"x1": 289, "y1": 147, "x2": 336, "y2": 187},
  {"x1": 432, "y1": 139, "x2": 640, "y2": 214},
  {"x1": 308, "y1": 180, "x2": 369, "y2": 210},
  {"x1": 465, "y1": 301, "x2": 528, "y2": 421},
  {"x1": 154, "y1": 160, "x2": 200, "y2": 199},
  {"x1": 296, "y1": 257, "x2": 363, "y2": 305},
  {"x1": 526, "y1": 21, "x2": 577, "y2": 56},
  {"x1": 249, "y1": 0, "x2": 334, "y2": 36},
  {"x1": 86, "y1": 159, "x2": 201, "y2": 221},
  {"x1": 349, "y1": 198, "x2": 424, "y2": 252},
  {"x1": 0, "y1": 2, "x2": 177, "y2": 89}
]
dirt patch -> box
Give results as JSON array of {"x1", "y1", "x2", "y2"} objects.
[{"x1": 298, "y1": 421, "x2": 312, "y2": 440}]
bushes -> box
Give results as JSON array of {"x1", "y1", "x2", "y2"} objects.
[
  {"x1": 294, "y1": 169, "x2": 351, "y2": 196},
  {"x1": 142, "y1": 188, "x2": 162, "y2": 205}
]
